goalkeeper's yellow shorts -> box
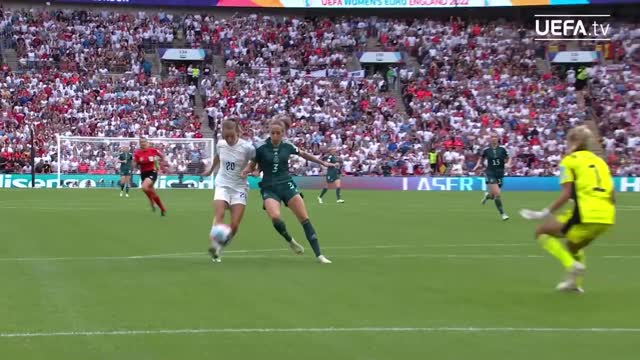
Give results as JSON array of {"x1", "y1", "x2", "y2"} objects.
[{"x1": 557, "y1": 209, "x2": 611, "y2": 244}]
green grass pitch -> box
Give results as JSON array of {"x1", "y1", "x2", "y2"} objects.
[{"x1": 1, "y1": 189, "x2": 639, "y2": 359}]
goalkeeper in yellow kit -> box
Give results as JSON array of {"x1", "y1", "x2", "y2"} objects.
[{"x1": 520, "y1": 126, "x2": 616, "y2": 293}]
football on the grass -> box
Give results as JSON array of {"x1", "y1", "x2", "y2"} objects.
[{"x1": 210, "y1": 224, "x2": 232, "y2": 245}]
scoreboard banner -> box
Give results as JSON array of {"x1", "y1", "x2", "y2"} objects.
[
  {"x1": 2, "y1": 174, "x2": 639, "y2": 192},
  {"x1": 57, "y1": 0, "x2": 217, "y2": 5},
  {"x1": 54, "y1": 0, "x2": 636, "y2": 6}
]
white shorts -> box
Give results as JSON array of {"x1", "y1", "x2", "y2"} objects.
[{"x1": 214, "y1": 186, "x2": 248, "y2": 206}]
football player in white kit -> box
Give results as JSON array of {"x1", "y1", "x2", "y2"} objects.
[{"x1": 202, "y1": 119, "x2": 255, "y2": 262}]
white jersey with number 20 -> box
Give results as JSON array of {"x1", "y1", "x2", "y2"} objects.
[{"x1": 215, "y1": 138, "x2": 255, "y2": 190}]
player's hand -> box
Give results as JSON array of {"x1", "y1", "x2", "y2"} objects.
[
  {"x1": 241, "y1": 168, "x2": 252, "y2": 178},
  {"x1": 519, "y1": 208, "x2": 550, "y2": 220}
]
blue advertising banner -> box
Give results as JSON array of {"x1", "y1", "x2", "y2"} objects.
[{"x1": 1, "y1": 174, "x2": 639, "y2": 192}]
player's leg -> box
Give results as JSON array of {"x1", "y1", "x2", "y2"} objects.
[
  {"x1": 493, "y1": 179, "x2": 508, "y2": 220},
  {"x1": 264, "y1": 195, "x2": 304, "y2": 255},
  {"x1": 142, "y1": 173, "x2": 166, "y2": 215},
  {"x1": 228, "y1": 203, "x2": 246, "y2": 243},
  {"x1": 318, "y1": 179, "x2": 329, "y2": 204},
  {"x1": 227, "y1": 188, "x2": 249, "y2": 243},
  {"x1": 335, "y1": 179, "x2": 344, "y2": 203},
  {"x1": 566, "y1": 236, "x2": 593, "y2": 292},
  {"x1": 208, "y1": 198, "x2": 229, "y2": 262},
  {"x1": 124, "y1": 175, "x2": 131, "y2": 196},
  {"x1": 481, "y1": 177, "x2": 494, "y2": 204},
  {"x1": 563, "y1": 224, "x2": 609, "y2": 291},
  {"x1": 287, "y1": 194, "x2": 331, "y2": 263},
  {"x1": 119, "y1": 175, "x2": 125, "y2": 196},
  {"x1": 140, "y1": 173, "x2": 156, "y2": 210},
  {"x1": 535, "y1": 215, "x2": 584, "y2": 289}
]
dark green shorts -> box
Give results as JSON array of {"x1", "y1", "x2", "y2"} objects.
[
  {"x1": 120, "y1": 169, "x2": 132, "y2": 176},
  {"x1": 485, "y1": 173, "x2": 504, "y2": 187},
  {"x1": 260, "y1": 181, "x2": 302, "y2": 207},
  {"x1": 326, "y1": 173, "x2": 340, "y2": 184}
]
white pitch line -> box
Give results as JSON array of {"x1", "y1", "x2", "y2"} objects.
[
  {"x1": 0, "y1": 243, "x2": 531, "y2": 262},
  {"x1": 2, "y1": 326, "x2": 640, "y2": 338},
  {"x1": 2, "y1": 251, "x2": 640, "y2": 262},
  {"x1": 0, "y1": 241, "x2": 639, "y2": 262}
]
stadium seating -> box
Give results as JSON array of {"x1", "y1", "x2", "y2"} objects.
[
  {"x1": 6, "y1": 9, "x2": 177, "y2": 73},
  {"x1": 0, "y1": 8, "x2": 638, "y2": 177}
]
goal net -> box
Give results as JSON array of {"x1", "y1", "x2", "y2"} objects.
[{"x1": 56, "y1": 136, "x2": 215, "y2": 189}]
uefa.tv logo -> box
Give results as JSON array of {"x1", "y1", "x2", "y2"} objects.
[{"x1": 535, "y1": 14, "x2": 611, "y2": 42}]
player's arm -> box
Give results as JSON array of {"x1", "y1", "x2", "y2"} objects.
[
  {"x1": 153, "y1": 148, "x2": 167, "y2": 170},
  {"x1": 521, "y1": 161, "x2": 574, "y2": 220},
  {"x1": 299, "y1": 151, "x2": 333, "y2": 168},
  {"x1": 202, "y1": 154, "x2": 220, "y2": 177},
  {"x1": 547, "y1": 182, "x2": 574, "y2": 214},
  {"x1": 610, "y1": 174, "x2": 616, "y2": 204},
  {"x1": 131, "y1": 155, "x2": 138, "y2": 173},
  {"x1": 473, "y1": 151, "x2": 485, "y2": 172},
  {"x1": 241, "y1": 160, "x2": 257, "y2": 177},
  {"x1": 154, "y1": 148, "x2": 166, "y2": 163},
  {"x1": 504, "y1": 149, "x2": 511, "y2": 169}
]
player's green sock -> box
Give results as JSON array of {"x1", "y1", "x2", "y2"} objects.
[
  {"x1": 120, "y1": 183, "x2": 125, "y2": 191},
  {"x1": 494, "y1": 196, "x2": 504, "y2": 214},
  {"x1": 125, "y1": 184, "x2": 130, "y2": 194},
  {"x1": 538, "y1": 234, "x2": 575, "y2": 269},
  {"x1": 272, "y1": 219, "x2": 293, "y2": 243},
  {"x1": 573, "y1": 249, "x2": 586, "y2": 288},
  {"x1": 319, "y1": 188, "x2": 327, "y2": 198},
  {"x1": 336, "y1": 188, "x2": 342, "y2": 200},
  {"x1": 301, "y1": 219, "x2": 322, "y2": 257}
]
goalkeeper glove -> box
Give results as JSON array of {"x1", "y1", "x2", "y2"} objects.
[{"x1": 519, "y1": 208, "x2": 551, "y2": 220}]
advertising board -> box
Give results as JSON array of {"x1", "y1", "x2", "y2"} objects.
[{"x1": 1, "y1": 174, "x2": 639, "y2": 192}]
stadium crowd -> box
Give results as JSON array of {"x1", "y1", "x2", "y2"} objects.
[
  {"x1": 203, "y1": 14, "x2": 364, "y2": 73},
  {"x1": 2, "y1": 8, "x2": 175, "y2": 73},
  {"x1": 0, "y1": 8, "x2": 638, "y2": 177}
]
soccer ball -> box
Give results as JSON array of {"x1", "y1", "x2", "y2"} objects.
[{"x1": 210, "y1": 224, "x2": 232, "y2": 245}]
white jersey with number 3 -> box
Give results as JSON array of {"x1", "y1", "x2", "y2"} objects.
[{"x1": 215, "y1": 139, "x2": 255, "y2": 190}]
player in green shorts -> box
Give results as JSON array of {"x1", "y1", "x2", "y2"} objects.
[
  {"x1": 118, "y1": 146, "x2": 133, "y2": 197},
  {"x1": 474, "y1": 134, "x2": 511, "y2": 220},
  {"x1": 243, "y1": 116, "x2": 335, "y2": 264},
  {"x1": 318, "y1": 148, "x2": 344, "y2": 204}
]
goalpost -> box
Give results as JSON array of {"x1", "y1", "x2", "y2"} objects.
[{"x1": 56, "y1": 136, "x2": 215, "y2": 189}]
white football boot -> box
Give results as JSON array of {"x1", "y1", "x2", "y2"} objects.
[{"x1": 289, "y1": 239, "x2": 305, "y2": 255}]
